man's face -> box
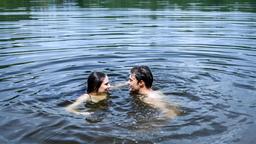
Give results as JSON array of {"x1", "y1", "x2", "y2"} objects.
[
  {"x1": 128, "y1": 74, "x2": 140, "y2": 93},
  {"x1": 98, "y1": 76, "x2": 110, "y2": 93}
]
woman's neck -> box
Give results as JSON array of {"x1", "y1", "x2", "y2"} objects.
[{"x1": 88, "y1": 92, "x2": 107, "y2": 103}]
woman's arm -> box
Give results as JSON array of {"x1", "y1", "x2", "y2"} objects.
[{"x1": 65, "y1": 94, "x2": 90, "y2": 115}]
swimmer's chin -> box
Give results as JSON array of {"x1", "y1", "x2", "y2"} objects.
[
  {"x1": 129, "y1": 90, "x2": 140, "y2": 96},
  {"x1": 98, "y1": 91, "x2": 110, "y2": 96}
]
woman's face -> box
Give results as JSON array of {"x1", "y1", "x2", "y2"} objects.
[{"x1": 98, "y1": 76, "x2": 110, "y2": 93}]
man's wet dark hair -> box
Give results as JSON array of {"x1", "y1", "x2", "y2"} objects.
[
  {"x1": 87, "y1": 71, "x2": 106, "y2": 93},
  {"x1": 130, "y1": 65, "x2": 153, "y2": 88}
]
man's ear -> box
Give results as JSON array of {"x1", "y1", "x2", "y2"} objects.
[{"x1": 138, "y1": 80, "x2": 145, "y2": 87}]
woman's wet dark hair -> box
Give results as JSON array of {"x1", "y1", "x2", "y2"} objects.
[
  {"x1": 130, "y1": 65, "x2": 153, "y2": 88},
  {"x1": 87, "y1": 72, "x2": 106, "y2": 93}
]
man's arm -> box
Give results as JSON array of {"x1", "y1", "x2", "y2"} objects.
[{"x1": 110, "y1": 81, "x2": 128, "y2": 90}]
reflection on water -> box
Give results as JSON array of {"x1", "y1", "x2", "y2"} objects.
[
  {"x1": 0, "y1": 0, "x2": 256, "y2": 143},
  {"x1": 1, "y1": 0, "x2": 256, "y2": 12}
]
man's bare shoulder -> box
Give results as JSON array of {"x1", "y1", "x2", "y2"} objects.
[{"x1": 148, "y1": 90, "x2": 165, "y2": 99}]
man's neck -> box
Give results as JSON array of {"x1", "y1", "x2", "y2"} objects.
[{"x1": 138, "y1": 88, "x2": 153, "y2": 96}]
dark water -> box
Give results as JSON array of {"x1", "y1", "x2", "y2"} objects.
[{"x1": 0, "y1": 0, "x2": 256, "y2": 143}]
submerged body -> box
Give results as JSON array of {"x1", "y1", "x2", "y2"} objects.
[
  {"x1": 138, "y1": 91, "x2": 180, "y2": 118},
  {"x1": 65, "y1": 93, "x2": 108, "y2": 115},
  {"x1": 65, "y1": 72, "x2": 110, "y2": 116}
]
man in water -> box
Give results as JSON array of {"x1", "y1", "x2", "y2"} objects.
[{"x1": 128, "y1": 65, "x2": 179, "y2": 118}]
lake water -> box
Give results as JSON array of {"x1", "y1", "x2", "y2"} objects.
[{"x1": 0, "y1": 0, "x2": 256, "y2": 143}]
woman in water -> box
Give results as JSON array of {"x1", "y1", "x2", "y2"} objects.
[{"x1": 65, "y1": 71, "x2": 110, "y2": 115}]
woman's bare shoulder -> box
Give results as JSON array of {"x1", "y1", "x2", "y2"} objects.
[{"x1": 77, "y1": 93, "x2": 89, "y2": 102}]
